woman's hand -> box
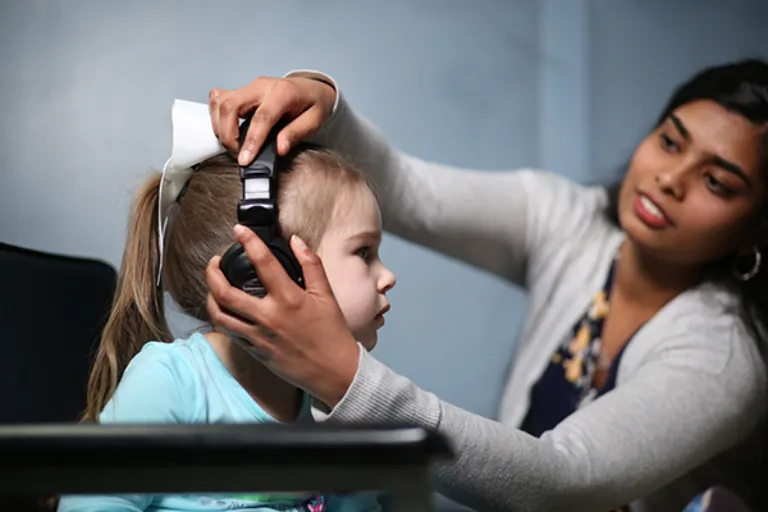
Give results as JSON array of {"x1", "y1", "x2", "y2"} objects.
[
  {"x1": 208, "y1": 75, "x2": 336, "y2": 165},
  {"x1": 205, "y1": 225, "x2": 360, "y2": 407}
]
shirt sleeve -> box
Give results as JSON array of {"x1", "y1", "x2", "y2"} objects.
[{"x1": 314, "y1": 321, "x2": 766, "y2": 511}]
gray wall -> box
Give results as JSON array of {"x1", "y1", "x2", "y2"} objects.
[
  {"x1": 1, "y1": 1, "x2": 766, "y2": 426},
  {"x1": 589, "y1": 1, "x2": 768, "y2": 184}
]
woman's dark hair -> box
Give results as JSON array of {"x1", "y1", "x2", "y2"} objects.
[{"x1": 605, "y1": 59, "x2": 768, "y2": 354}]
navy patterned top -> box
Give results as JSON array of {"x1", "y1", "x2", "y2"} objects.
[
  {"x1": 521, "y1": 259, "x2": 631, "y2": 438},
  {"x1": 521, "y1": 258, "x2": 638, "y2": 512}
]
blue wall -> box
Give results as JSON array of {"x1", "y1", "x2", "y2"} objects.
[{"x1": 1, "y1": 1, "x2": 766, "y2": 425}]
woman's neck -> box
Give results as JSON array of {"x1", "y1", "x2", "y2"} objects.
[
  {"x1": 614, "y1": 241, "x2": 704, "y2": 309},
  {"x1": 205, "y1": 330, "x2": 303, "y2": 422}
]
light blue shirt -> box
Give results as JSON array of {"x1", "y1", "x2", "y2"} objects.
[{"x1": 58, "y1": 332, "x2": 381, "y2": 512}]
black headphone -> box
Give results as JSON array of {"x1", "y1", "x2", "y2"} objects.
[{"x1": 219, "y1": 114, "x2": 305, "y2": 297}]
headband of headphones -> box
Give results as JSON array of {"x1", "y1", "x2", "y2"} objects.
[{"x1": 235, "y1": 115, "x2": 282, "y2": 237}]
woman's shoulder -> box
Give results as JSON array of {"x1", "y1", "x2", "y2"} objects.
[
  {"x1": 637, "y1": 285, "x2": 767, "y2": 400},
  {"x1": 517, "y1": 169, "x2": 611, "y2": 213},
  {"x1": 615, "y1": 287, "x2": 768, "y2": 456},
  {"x1": 516, "y1": 170, "x2": 618, "y2": 247},
  {"x1": 664, "y1": 284, "x2": 756, "y2": 349},
  {"x1": 519, "y1": 170, "x2": 622, "y2": 290}
]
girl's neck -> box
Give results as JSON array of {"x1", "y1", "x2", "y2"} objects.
[
  {"x1": 205, "y1": 330, "x2": 303, "y2": 422},
  {"x1": 614, "y1": 241, "x2": 704, "y2": 309}
]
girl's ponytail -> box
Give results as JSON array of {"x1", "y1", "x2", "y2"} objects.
[{"x1": 83, "y1": 174, "x2": 172, "y2": 422}]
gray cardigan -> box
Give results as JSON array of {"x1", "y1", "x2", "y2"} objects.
[{"x1": 291, "y1": 71, "x2": 768, "y2": 512}]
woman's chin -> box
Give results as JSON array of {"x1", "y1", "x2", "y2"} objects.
[{"x1": 619, "y1": 208, "x2": 665, "y2": 246}]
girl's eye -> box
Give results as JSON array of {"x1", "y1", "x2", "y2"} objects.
[{"x1": 356, "y1": 247, "x2": 371, "y2": 262}]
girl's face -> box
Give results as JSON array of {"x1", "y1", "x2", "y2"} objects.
[
  {"x1": 618, "y1": 99, "x2": 767, "y2": 265},
  {"x1": 316, "y1": 185, "x2": 396, "y2": 351}
]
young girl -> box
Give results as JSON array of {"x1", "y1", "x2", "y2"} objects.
[{"x1": 57, "y1": 109, "x2": 395, "y2": 511}]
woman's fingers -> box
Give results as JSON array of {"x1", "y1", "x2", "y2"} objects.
[
  {"x1": 208, "y1": 88, "x2": 230, "y2": 145},
  {"x1": 238, "y1": 91, "x2": 287, "y2": 165},
  {"x1": 205, "y1": 233, "x2": 360, "y2": 405},
  {"x1": 209, "y1": 78, "x2": 300, "y2": 164},
  {"x1": 208, "y1": 76, "x2": 336, "y2": 164},
  {"x1": 237, "y1": 80, "x2": 306, "y2": 165},
  {"x1": 232, "y1": 225, "x2": 303, "y2": 304},
  {"x1": 205, "y1": 293, "x2": 275, "y2": 362},
  {"x1": 205, "y1": 254, "x2": 272, "y2": 326},
  {"x1": 289, "y1": 235, "x2": 334, "y2": 297},
  {"x1": 205, "y1": 290, "x2": 253, "y2": 333},
  {"x1": 275, "y1": 105, "x2": 327, "y2": 156},
  {"x1": 211, "y1": 81, "x2": 269, "y2": 157}
]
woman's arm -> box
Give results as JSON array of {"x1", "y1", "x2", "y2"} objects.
[
  {"x1": 288, "y1": 70, "x2": 557, "y2": 288},
  {"x1": 313, "y1": 329, "x2": 765, "y2": 511}
]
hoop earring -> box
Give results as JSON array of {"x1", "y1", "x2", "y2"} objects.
[{"x1": 733, "y1": 247, "x2": 762, "y2": 282}]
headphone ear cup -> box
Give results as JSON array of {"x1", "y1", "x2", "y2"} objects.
[
  {"x1": 219, "y1": 239, "x2": 305, "y2": 298},
  {"x1": 220, "y1": 242, "x2": 267, "y2": 297}
]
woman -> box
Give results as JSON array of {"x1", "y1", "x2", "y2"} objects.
[{"x1": 203, "y1": 60, "x2": 768, "y2": 511}]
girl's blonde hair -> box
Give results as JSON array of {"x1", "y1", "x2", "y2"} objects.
[{"x1": 84, "y1": 144, "x2": 368, "y2": 422}]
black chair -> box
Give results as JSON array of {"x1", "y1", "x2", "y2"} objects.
[{"x1": 0, "y1": 241, "x2": 117, "y2": 424}]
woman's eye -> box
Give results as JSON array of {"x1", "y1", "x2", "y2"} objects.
[
  {"x1": 705, "y1": 173, "x2": 733, "y2": 196},
  {"x1": 660, "y1": 132, "x2": 680, "y2": 153}
]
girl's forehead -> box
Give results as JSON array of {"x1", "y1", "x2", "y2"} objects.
[
  {"x1": 329, "y1": 185, "x2": 382, "y2": 236},
  {"x1": 338, "y1": 184, "x2": 378, "y2": 213}
]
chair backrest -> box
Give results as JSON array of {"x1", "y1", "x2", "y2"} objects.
[{"x1": 0, "y1": 242, "x2": 117, "y2": 424}]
